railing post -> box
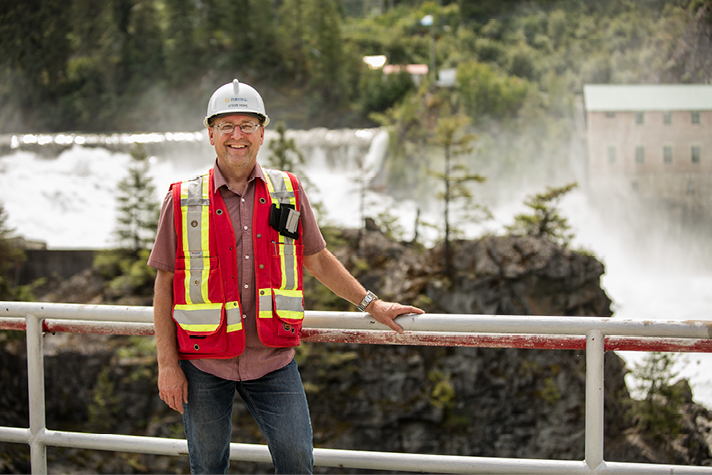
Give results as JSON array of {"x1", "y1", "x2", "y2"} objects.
[
  {"x1": 585, "y1": 329, "x2": 604, "y2": 473},
  {"x1": 26, "y1": 314, "x2": 47, "y2": 475}
]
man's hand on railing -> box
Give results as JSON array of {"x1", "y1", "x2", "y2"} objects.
[
  {"x1": 158, "y1": 363, "x2": 188, "y2": 414},
  {"x1": 365, "y1": 300, "x2": 424, "y2": 334}
]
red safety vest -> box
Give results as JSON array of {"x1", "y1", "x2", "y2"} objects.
[{"x1": 171, "y1": 167, "x2": 304, "y2": 359}]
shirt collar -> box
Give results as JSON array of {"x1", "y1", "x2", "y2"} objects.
[{"x1": 212, "y1": 160, "x2": 266, "y2": 193}]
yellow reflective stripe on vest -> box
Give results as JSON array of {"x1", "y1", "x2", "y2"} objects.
[
  {"x1": 225, "y1": 301, "x2": 243, "y2": 332},
  {"x1": 263, "y1": 169, "x2": 299, "y2": 291},
  {"x1": 174, "y1": 302, "x2": 243, "y2": 333},
  {"x1": 277, "y1": 243, "x2": 298, "y2": 290},
  {"x1": 174, "y1": 302, "x2": 222, "y2": 332},
  {"x1": 258, "y1": 288, "x2": 304, "y2": 320},
  {"x1": 180, "y1": 175, "x2": 212, "y2": 305}
]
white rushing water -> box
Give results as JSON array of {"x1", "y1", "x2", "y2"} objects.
[{"x1": 1, "y1": 129, "x2": 710, "y2": 407}]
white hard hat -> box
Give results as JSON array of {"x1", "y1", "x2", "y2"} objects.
[{"x1": 203, "y1": 79, "x2": 270, "y2": 128}]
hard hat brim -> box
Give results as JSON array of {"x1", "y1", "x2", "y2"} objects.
[{"x1": 204, "y1": 112, "x2": 270, "y2": 128}]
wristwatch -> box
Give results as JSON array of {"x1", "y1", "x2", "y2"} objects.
[{"x1": 357, "y1": 291, "x2": 379, "y2": 312}]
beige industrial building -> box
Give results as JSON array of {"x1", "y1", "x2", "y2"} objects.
[{"x1": 583, "y1": 84, "x2": 712, "y2": 215}]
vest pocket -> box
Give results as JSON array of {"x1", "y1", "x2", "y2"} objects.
[
  {"x1": 258, "y1": 287, "x2": 304, "y2": 338},
  {"x1": 173, "y1": 303, "x2": 227, "y2": 354}
]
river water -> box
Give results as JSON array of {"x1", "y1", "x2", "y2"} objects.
[{"x1": 1, "y1": 128, "x2": 710, "y2": 408}]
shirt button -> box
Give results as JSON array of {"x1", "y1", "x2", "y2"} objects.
[
  {"x1": 245, "y1": 255, "x2": 250, "y2": 260},
  {"x1": 244, "y1": 225, "x2": 248, "y2": 230},
  {"x1": 244, "y1": 284, "x2": 249, "y2": 289},
  {"x1": 241, "y1": 198, "x2": 246, "y2": 203}
]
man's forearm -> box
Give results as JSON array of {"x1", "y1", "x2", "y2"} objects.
[{"x1": 153, "y1": 269, "x2": 179, "y2": 367}]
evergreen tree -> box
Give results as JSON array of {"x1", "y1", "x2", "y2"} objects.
[
  {"x1": 267, "y1": 121, "x2": 307, "y2": 172},
  {"x1": 164, "y1": 0, "x2": 201, "y2": 86},
  {"x1": 278, "y1": 0, "x2": 308, "y2": 82},
  {"x1": 115, "y1": 144, "x2": 160, "y2": 251},
  {"x1": 429, "y1": 112, "x2": 487, "y2": 277},
  {"x1": 125, "y1": 0, "x2": 165, "y2": 84},
  {"x1": 0, "y1": 201, "x2": 22, "y2": 300},
  {"x1": 302, "y1": 0, "x2": 348, "y2": 109},
  {"x1": 629, "y1": 352, "x2": 687, "y2": 442},
  {"x1": 506, "y1": 183, "x2": 578, "y2": 247}
]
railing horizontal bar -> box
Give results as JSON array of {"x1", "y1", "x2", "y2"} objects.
[
  {"x1": 606, "y1": 336, "x2": 712, "y2": 353},
  {"x1": 301, "y1": 329, "x2": 712, "y2": 353},
  {"x1": 40, "y1": 430, "x2": 189, "y2": 457},
  {"x1": 0, "y1": 426, "x2": 30, "y2": 444},
  {"x1": 1, "y1": 302, "x2": 154, "y2": 323},
  {"x1": 313, "y1": 448, "x2": 589, "y2": 474},
  {"x1": 44, "y1": 319, "x2": 155, "y2": 335},
  {"x1": 3, "y1": 318, "x2": 711, "y2": 353},
  {"x1": 2, "y1": 302, "x2": 711, "y2": 339},
  {"x1": 8, "y1": 428, "x2": 712, "y2": 474},
  {"x1": 599, "y1": 461, "x2": 712, "y2": 474},
  {"x1": 10, "y1": 428, "x2": 590, "y2": 474}
]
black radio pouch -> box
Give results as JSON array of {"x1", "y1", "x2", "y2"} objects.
[{"x1": 270, "y1": 203, "x2": 301, "y2": 240}]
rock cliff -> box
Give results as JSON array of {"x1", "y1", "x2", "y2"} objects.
[{"x1": 1, "y1": 230, "x2": 710, "y2": 473}]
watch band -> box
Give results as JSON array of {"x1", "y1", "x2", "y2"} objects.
[{"x1": 357, "y1": 291, "x2": 379, "y2": 312}]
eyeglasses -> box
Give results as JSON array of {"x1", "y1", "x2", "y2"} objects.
[{"x1": 214, "y1": 121, "x2": 261, "y2": 135}]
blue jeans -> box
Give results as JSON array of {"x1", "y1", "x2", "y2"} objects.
[{"x1": 180, "y1": 359, "x2": 313, "y2": 474}]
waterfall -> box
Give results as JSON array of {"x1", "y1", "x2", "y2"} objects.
[{"x1": 1, "y1": 128, "x2": 710, "y2": 408}]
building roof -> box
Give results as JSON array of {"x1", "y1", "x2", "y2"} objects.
[
  {"x1": 583, "y1": 84, "x2": 712, "y2": 112},
  {"x1": 382, "y1": 64, "x2": 428, "y2": 75}
]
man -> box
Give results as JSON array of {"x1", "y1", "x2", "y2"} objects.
[{"x1": 148, "y1": 79, "x2": 424, "y2": 474}]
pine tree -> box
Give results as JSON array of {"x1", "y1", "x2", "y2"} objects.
[
  {"x1": 302, "y1": 0, "x2": 347, "y2": 108},
  {"x1": 0, "y1": 201, "x2": 22, "y2": 300},
  {"x1": 429, "y1": 113, "x2": 487, "y2": 277},
  {"x1": 267, "y1": 121, "x2": 306, "y2": 172},
  {"x1": 115, "y1": 144, "x2": 160, "y2": 251},
  {"x1": 506, "y1": 183, "x2": 578, "y2": 247}
]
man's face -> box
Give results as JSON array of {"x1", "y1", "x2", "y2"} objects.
[{"x1": 208, "y1": 114, "x2": 265, "y2": 173}]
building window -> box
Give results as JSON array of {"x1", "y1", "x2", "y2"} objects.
[
  {"x1": 635, "y1": 146, "x2": 645, "y2": 164},
  {"x1": 663, "y1": 146, "x2": 673, "y2": 164},
  {"x1": 607, "y1": 146, "x2": 616, "y2": 163},
  {"x1": 605, "y1": 111, "x2": 616, "y2": 118},
  {"x1": 663, "y1": 112, "x2": 672, "y2": 124},
  {"x1": 691, "y1": 111, "x2": 701, "y2": 124},
  {"x1": 635, "y1": 112, "x2": 644, "y2": 124},
  {"x1": 692, "y1": 146, "x2": 701, "y2": 163}
]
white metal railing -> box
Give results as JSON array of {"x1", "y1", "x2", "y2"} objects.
[{"x1": 1, "y1": 301, "x2": 711, "y2": 475}]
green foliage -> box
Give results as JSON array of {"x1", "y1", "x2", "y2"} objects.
[
  {"x1": 539, "y1": 377, "x2": 562, "y2": 405},
  {"x1": 267, "y1": 122, "x2": 306, "y2": 172},
  {"x1": 456, "y1": 60, "x2": 534, "y2": 121},
  {"x1": 373, "y1": 209, "x2": 406, "y2": 242},
  {"x1": 428, "y1": 370, "x2": 456, "y2": 409},
  {"x1": 1, "y1": 0, "x2": 708, "y2": 133},
  {"x1": 506, "y1": 183, "x2": 578, "y2": 247},
  {"x1": 88, "y1": 366, "x2": 121, "y2": 432},
  {"x1": 627, "y1": 352, "x2": 687, "y2": 442},
  {"x1": 358, "y1": 69, "x2": 415, "y2": 115},
  {"x1": 115, "y1": 144, "x2": 160, "y2": 251},
  {"x1": 0, "y1": 201, "x2": 26, "y2": 301},
  {"x1": 428, "y1": 110, "x2": 488, "y2": 274},
  {"x1": 94, "y1": 249, "x2": 157, "y2": 298},
  {"x1": 303, "y1": 0, "x2": 350, "y2": 110}
]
